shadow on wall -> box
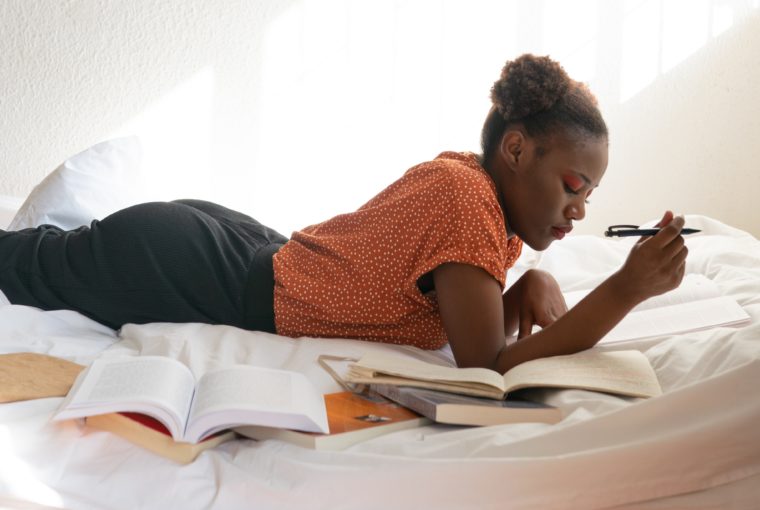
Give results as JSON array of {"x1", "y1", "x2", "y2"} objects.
[
  {"x1": 0, "y1": 0, "x2": 298, "y2": 197},
  {"x1": 578, "y1": 11, "x2": 760, "y2": 238}
]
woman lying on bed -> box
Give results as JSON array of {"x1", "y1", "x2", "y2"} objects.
[{"x1": 0, "y1": 54, "x2": 687, "y2": 373}]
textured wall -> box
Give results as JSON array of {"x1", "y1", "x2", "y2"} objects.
[
  {"x1": 0, "y1": 0, "x2": 294, "y2": 197},
  {"x1": 1, "y1": 1, "x2": 759, "y2": 236},
  {"x1": 578, "y1": 10, "x2": 760, "y2": 237}
]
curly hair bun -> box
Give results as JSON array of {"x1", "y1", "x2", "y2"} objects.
[{"x1": 490, "y1": 54, "x2": 571, "y2": 121}]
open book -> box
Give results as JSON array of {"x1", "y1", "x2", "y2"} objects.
[
  {"x1": 564, "y1": 274, "x2": 750, "y2": 344},
  {"x1": 54, "y1": 356, "x2": 329, "y2": 443},
  {"x1": 345, "y1": 350, "x2": 661, "y2": 400}
]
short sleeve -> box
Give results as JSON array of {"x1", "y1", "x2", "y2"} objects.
[{"x1": 400, "y1": 158, "x2": 511, "y2": 303}]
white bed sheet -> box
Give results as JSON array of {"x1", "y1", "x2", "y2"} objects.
[{"x1": 1, "y1": 214, "x2": 759, "y2": 510}]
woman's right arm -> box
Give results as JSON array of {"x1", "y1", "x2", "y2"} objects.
[
  {"x1": 494, "y1": 214, "x2": 688, "y2": 373},
  {"x1": 435, "y1": 214, "x2": 688, "y2": 374}
]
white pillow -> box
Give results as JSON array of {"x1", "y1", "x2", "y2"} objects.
[{"x1": 8, "y1": 136, "x2": 144, "y2": 231}]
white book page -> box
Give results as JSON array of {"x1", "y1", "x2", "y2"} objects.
[
  {"x1": 349, "y1": 352, "x2": 506, "y2": 391},
  {"x1": 502, "y1": 350, "x2": 661, "y2": 398},
  {"x1": 54, "y1": 356, "x2": 195, "y2": 438},
  {"x1": 185, "y1": 366, "x2": 328, "y2": 442},
  {"x1": 564, "y1": 274, "x2": 719, "y2": 311},
  {"x1": 600, "y1": 296, "x2": 750, "y2": 344}
]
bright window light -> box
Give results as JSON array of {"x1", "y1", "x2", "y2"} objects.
[
  {"x1": 621, "y1": 0, "x2": 661, "y2": 102},
  {"x1": 0, "y1": 427, "x2": 64, "y2": 507},
  {"x1": 109, "y1": 0, "x2": 757, "y2": 234},
  {"x1": 712, "y1": 3, "x2": 735, "y2": 36},
  {"x1": 661, "y1": 0, "x2": 710, "y2": 73},
  {"x1": 110, "y1": 66, "x2": 215, "y2": 203}
]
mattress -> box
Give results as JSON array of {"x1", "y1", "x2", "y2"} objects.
[{"x1": 1, "y1": 213, "x2": 759, "y2": 510}]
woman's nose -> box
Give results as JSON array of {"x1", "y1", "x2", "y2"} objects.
[{"x1": 566, "y1": 198, "x2": 586, "y2": 221}]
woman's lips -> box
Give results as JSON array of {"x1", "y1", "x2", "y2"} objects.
[{"x1": 551, "y1": 226, "x2": 572, "y2": 240}]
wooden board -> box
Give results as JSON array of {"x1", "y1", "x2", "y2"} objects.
[{"x1": 0, "y1": 352, "x2": 84, "y2": 403}]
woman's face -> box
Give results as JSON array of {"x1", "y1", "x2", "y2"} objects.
[{"x1": 498, "y1": 128, "x2": 608, "y2": 251}]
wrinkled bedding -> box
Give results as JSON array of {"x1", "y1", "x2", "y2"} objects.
[{"x1": 1, "y1": 214, "x2": 759, "y2": 510}]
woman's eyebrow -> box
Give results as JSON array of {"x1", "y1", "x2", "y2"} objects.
[{"x1": 573, "y1": 170, "x2": 599, "y2": 188}]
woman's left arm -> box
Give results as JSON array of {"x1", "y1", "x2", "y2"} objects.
[
  {"x1": 501, "y1": 269, "x2": 568, "y2": 339},
  {"x1": 434, "y1": 264, "x2": 568, "y2": 371}
]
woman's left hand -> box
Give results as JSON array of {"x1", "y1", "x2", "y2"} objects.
[{"x1": 510, "y1": 269, "x2": 568, "y2": 339}]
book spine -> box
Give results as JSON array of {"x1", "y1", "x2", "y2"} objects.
[{"x1": 372, "y1": 385, "x2": 437, "y2": 421}]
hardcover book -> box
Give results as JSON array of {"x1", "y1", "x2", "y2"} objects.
[
  {"x1": 371, "y1": 384, "x2": 561, "y2": 426},
  {"x1": 236, "y1": 391, "x2": 429, "y2": 450},
  {"x1": 86, "y1": 412, "x2": 236, "y2": 464}
]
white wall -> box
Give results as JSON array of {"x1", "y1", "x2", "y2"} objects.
[
  {"x1": 0, "y1": 0, "x2": 291, "y2": 208},
  {"x1": 586, "y1": 7, "x2": 760, "y2": 237},
  {"x1": 1, "y1": 0, "x2": 758, "y2": 237}
]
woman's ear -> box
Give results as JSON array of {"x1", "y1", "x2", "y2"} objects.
[{"x1": 499, "y1": 130, "x2": 526, "y2": 169}]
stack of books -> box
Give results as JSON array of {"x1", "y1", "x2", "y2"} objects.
[
  {"x1": 344, "y1": 349, "x2": 663, "y2": 427},
  {"x1": 41, "y1": 348, "x2": 662, "y2": 462},
  {"x1": 2, "y1": 340, "x2": 696, "y2": 463}
]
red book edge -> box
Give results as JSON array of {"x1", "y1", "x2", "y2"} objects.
[{"x1": 117, "y1": 412, "x2": 228, "y2": 443}]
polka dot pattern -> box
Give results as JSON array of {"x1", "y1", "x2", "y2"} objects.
[{"x1": 273, "y1": 151, "x2": 523, "y2": 349}]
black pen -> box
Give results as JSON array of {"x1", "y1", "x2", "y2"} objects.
[{"x1": 605, "y1": 226, "x2": 701, "y2": 237}]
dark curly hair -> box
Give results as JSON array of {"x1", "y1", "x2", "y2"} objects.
[{"x1": 481, "y1": 54, "x2": 608, "y2": 164}]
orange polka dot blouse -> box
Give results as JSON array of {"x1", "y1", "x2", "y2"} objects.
[{"x1": 272, "y1": 151, "x2": 523, "y2": 349}]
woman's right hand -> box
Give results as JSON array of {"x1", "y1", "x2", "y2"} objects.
[{"x1": 611, "y1": 211, "x2": 689, "y2": 304}]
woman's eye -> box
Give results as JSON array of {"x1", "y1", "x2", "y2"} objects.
[
  {"x1": 564, "y1": 182, "x2": 591, "y2": 204},
  {"x1": 563, "y1": 183, "x2": 579, "y2": 195}
]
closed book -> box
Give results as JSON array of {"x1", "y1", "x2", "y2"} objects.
[
  {"x1": 236, "y1": 391, "x2": 429, "y2": 450},
  {"x1": 86, "y1": 412, "x2": 235, "y2": 464},
  {"x1": 372, "y1": 385, "x2": 561, "y2": 426}
]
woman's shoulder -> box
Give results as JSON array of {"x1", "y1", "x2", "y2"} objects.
[
  {"x1": 433, "y1": 151, "x2": 483, "y2": 168},
  {"x1": 357, "y1": 151, "x2": 496, "y2": 216},
  {"x1": 405, "y1": 151, "x2": 490, "y2": 186}
]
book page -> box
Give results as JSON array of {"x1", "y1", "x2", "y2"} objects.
[
  {"x1": 564, "y1": 274, "x2": 719, "y2": 311},
  {"x1": 55, "y1": 356, "x2": 195, "y2": 438},
  {"x1": 185, "y1": 365, "x2": 329, "y2": 442},
  {"x1": 190, "y1": 366, "x2": 293, "y2": 416},
  {"x1": 600, "y1": 296, "x2": 750, "y2": 344},
  {"x1": 502, "y1": 350, "x2": 661, "y2": 398},
  {"x1": 348, "y1": 352, "x2": 506, "y2": 392}
]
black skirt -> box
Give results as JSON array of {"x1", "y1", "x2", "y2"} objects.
[{"x1": 0, "y1": 199, "x2": 288, "y2": 332}]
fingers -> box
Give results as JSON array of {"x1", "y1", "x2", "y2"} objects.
[
  {"x1": 669, "y1": 242, "x2": 689, "y2": 269},
  {"x1": 662, "y1": 233, "x2": 686, "y2": 259},
  {"x1": 660, "y1": 237, "x2": 688, "y2": 289},
  {"x1": 656, "y1": 224, "x2": 689, "y2": 276},
  {"x1": 647, "y1": 214, "x2": 686, "y2": 248},
  {"x1": 519, "y1": 303, "x2": 567, "y2": 339},
  {"x1": 518, "y1": 314, "x2": 533, "y2": 339},
  {"x1": 671, "y1": 250, "x2": 687, "y2": 286},
  {"x1": 654, "y1": 210, "x2": 674, "y2": 228},
  {"x1": 638, "y1": 210, "x2": 675, "y2": 245}
]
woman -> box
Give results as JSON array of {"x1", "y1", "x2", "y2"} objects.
[{"x1": 0, "y1": 54, "x2": 687, "y2": 373}]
